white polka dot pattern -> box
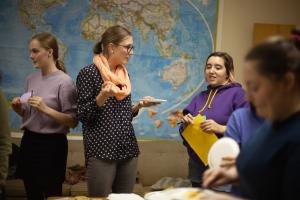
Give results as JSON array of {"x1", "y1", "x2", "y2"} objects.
[{"x1": 76, "y1": 64, "x2": 139, "y2": 161}]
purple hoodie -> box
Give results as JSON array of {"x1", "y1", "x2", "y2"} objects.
[{"x1": 180, "y1": 83, "x2": 248, "y2": 161}]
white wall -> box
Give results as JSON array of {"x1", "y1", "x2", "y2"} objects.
[{"x1": 217, "y1": 0, "x2": 300, "y2": 83}]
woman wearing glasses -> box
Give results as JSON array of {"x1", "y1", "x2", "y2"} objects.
[{"x1": 76, "y1": 25, "x2": 157, "y2": 197}]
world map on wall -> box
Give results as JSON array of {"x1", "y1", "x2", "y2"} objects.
[{"x1": 0, "y1": 0, "x2": 218, "y2": 140}]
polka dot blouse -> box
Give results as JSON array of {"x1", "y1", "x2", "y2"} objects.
[{"x1": 76, "y1": 64, "x2": 139, "y2": 161}]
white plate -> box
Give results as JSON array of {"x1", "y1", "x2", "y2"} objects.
[
  {"x1": 108, "y1": 193, "x2": 144, "y2": 200},
  {"x1": 208, "y1": 137, "x2": 240, "y2": 168},
  {"x1": 140, "y1": 98, "x2": 167, "y2": 103},
  {"x1": 144, "y1": 188, "x2": 203, "y2": 200}
]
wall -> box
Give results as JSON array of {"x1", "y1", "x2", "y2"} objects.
[{"x1": 216, "y1": 0, "x2": 300, "y2": 83}]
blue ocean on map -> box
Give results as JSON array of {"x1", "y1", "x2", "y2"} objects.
[{"x1": 0, "y1": 0, "x2": 217, "y2": 140}]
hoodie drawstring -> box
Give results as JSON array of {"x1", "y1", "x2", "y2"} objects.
[
  {"x1": 199, "y1": 89, "x2": 218, "y2": 113},
  {"x1": 208, "y1": 89, "x2": 218, "y2": 108}
]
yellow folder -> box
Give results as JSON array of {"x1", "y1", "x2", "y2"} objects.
[{"x1": 182, "y1": 114, "x2": 218, "y2": 166}]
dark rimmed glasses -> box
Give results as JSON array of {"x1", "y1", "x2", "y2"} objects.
[{"x1": 117, "y1": 44, "x2": 134, "y2": 54}]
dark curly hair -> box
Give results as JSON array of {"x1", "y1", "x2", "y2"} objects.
[{"x1": 246, "y1": 37, "x2": 300, "y2": 88}]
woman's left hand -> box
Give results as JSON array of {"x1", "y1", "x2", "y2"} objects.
[
  {"x1": 220, "y1": 157, "x2": 236, "y2": 168},
  {"x1": 28, "y1": 96, "x2": 49, "y2": 113},
  {"x1": 138, "y1": 96, "x2": 160, "y2": 108},
  {"x1": 202, "y1": 165, "x2": 239, "y2": 188},
  {"x1": 200, "y1": 119, "x2": 225, "y2": 134}
]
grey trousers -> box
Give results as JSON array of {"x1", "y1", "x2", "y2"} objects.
[{"x1": 86, "y1": 157, "x2": 138, "y2": 197}]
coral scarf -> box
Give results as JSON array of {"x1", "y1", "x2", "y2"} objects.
[{"x1": 93, "y1": 54, "x2": 131, "y2": 100}]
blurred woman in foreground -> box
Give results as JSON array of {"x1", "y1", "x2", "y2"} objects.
[{"x1": 201, "y1": 37, "x2": 300, "y2": 200}]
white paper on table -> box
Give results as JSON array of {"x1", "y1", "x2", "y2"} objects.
[
  {"x1": 144, "y1": 188, "x2": 215, "y2": 200},
  {"x1": 107, "y1": 193, "x2": 144, "y2": 200},
  {"x1": 20, "y1": 92, "x2": 32, "y2": 103}
]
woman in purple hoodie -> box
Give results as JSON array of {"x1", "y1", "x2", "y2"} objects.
[{"x1": 180, "y1": 52, "x2": 247, "y2": 187}]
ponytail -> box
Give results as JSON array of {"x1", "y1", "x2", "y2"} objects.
[
  {"x1": 56, "y1": 59, "x2": 66, "y2": 73},
  {"x1": 93, "y1": 41, "x2": 103, "y2": 54}
]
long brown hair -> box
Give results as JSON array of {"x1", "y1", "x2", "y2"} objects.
[
  {"x1": 31, "y1": 32, "x2": 66, "y2": 73},
  {"x1": 93, "y1": 25, "x2": 132, "y2": 55}
]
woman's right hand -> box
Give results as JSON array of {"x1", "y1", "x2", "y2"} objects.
[
  {"x1": 181, "y1": 113, "x2": 194, "y2": 129},
  {"x1": 11, "y1": 97, "x2": 24, "y2": 116},
  {"x1": 101, "y1": 82, "x2": 118, "y2": 98},
  {"x1": 202, "y1": 164, "x2": 239, "y2": 188},
  {"x1": 96, "y1": 82, "x2": 118, "y2": 107}
]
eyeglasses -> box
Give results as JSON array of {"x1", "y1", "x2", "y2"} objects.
[{"x1": 117, "y1": 44, "x2": 134, "y2": 53}]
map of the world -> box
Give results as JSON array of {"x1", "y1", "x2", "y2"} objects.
[{"x1": 0, "y1": 0, "x2": 218, "y2": 140}]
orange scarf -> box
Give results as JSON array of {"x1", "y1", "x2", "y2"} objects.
[{"x1": 93, "y1": 54, "x2": 131, "y2": 101}]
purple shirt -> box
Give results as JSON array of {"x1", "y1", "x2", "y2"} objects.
[
  {"x1": 224, "y1": 106, "x2": 265, "y2": 197},
  {"x1": 21, "y1": 70, "x2": 77, "y2": 134},
  {"x1": 225, "y1": 106, "x2": 265, "y2": 148},
  {"x1": 180, "y1": 83, "x2": 247, "y2": 161}
]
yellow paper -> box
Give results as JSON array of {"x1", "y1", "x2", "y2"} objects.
[{"x1": 182, "y1": 114, "x2": 218, "y2": 165}]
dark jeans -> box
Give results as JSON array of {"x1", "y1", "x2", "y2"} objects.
[
  {"x1": 188, "y1": 157, "x2": 207, "y2": 186},
  {"x1": 24, "y1": 179, "x2": 62, "y2": 200}
]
